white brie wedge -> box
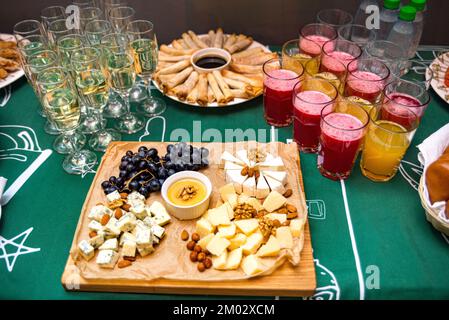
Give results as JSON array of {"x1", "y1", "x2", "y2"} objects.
[
  {"x1": 256, "y1": 173, "x2": 270, "y2": 200},
  {"x1": 262, "y1": 170, "x2": 288, "y2": 186},
  {"x1": 264, "y1": 175, "x2": 286, "y2": 194},
  {"x1": 242, "y1": 176, "x2": 256, "y2": 197},
  {"x1": 220, "y1": 151, "x2": 245, "y2": 168},
  {"x1": 225, "y1": 170, "x2": 247, "y2": 194}
]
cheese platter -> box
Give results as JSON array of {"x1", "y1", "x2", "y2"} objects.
[{"x1": 62, "y1": 141, "x2": 316, "y2": 296}]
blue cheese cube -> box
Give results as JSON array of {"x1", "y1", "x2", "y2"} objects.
[
  {"x1": 106, "y1": 190, "x2": 121, "y2": 203},
  {"x1": 116, "y1": 213, "x2": 137, "y2": 232},
  {"x1": 88, "y1": 234, "x2": 105, "y2": 249},
  {"x1": 78, "y1": 240, "x2": 95, "y2": 261},
  {"x1": 130, "y1": 202, "x2": 148, "y2": 220},
  {"x1": 135, "y1": 226, "x2": 152, "y2": 249},
  {"x1": 151, "y1": 225, "x2": 165, "y2": 239},
  {"x1": 127, "y1": 191, "x2": 145, "y2": 203},
  {"x1": 152, "y1": 235, "x2": 160, "y2": 245},
  {"x1": 99, "y1": 238, "x2": 118, "y2": 251},
  {"x1": 103, "y1": 217, "x2": 120, "y2": 238},
  {"x1": 137, "y1": 245, "x2": 154, "y2": 257},
  {"x1": 119, "y1": 232, "x2": 136, "y2": 246},
  {"x1": 143, "y1": 216, "x2": 157, "y2": 227},
  {"x1": 88, "y1": 205, "x2": 112, "y2": 222},
  {"x1": 122, "y1": 240, "x2": 137, "y2": 258},
  {"x1": 149, "y1": 201, "x2": 171, "y2": 226},
  {"x1": 88, "y1": 220, "x2": 103, "y2": 232},
  {"x1": 96, "y1": 249, "x2": 119, "y2": 268}
]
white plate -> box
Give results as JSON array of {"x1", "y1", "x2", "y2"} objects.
[
  {"x1": 0, "y1": 33, "x2": 25, "y2": 90},
  {"x1": 428, "y1": 51, "x2": 449, "y2": 104},
  {"x1": 153, "y1": 34, "x2": 272, "y2": 108}
]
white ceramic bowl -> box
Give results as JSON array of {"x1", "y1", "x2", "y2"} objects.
[
  {"x1": 161, "y1": 171, "x2": 212, "y2": 220},
  {"x1": 190, "y1": 47, "x2": 231, "y2": 73}
]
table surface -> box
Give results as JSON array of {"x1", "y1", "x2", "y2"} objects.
[{"x1": 1, "y1": 47, "x2": 449, "y2": 300}]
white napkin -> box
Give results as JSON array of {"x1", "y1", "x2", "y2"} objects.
[
  {"x1": 0, "y1": 177, "x2": 6, "y2": 219},
  {"x1": 417, "y1": 123, "x2": 449, "y2": 223}
]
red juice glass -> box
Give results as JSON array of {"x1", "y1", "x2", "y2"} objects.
[
  {"x1": 299, "y1": 23, "x2": 337, "y2": 57},
  {"x1": 321, "y1": 39, "x2": 361, "y2": 78},
  {"x1": 263, "y1": 58, "x2": 303, "y2": 127},
  {"x1": 317, "y1": 101, "x2": 369, "y2": 180},
  {"x1": 382, "y1": 79, "x2": 430, "y2": 129},
  {"x1": 292, "y1": 78, "x2": 338, "y2": 153},
  {"x1": 345, "y1": 58, "x2": 390, "y2": 103}
]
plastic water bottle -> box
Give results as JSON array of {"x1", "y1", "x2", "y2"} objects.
[
  {"x1": 354, "y1": 0, "x2": 379, "y2": 26},
  {"x1": 387, "y1": 5, "x2": 417, "y2": 58},
  {"x1": 377, "y1": 0, "x2": 400, "y2": 40},
  {"x1": 409, "y1": 0, "x2": 427, "y2": 58}
]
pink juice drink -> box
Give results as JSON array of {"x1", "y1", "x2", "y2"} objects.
[
  {"x1": 263, "y1": 69, "x2": 299, "y2": 127},
  {"x1": 346, "y1": 71, "x2": 384, "y2": 103},
  {"x1": 321, "y1": 51, "x2": 355, "y2": 77},
  {"x1": 300, "y1": 35, "x2": 331, "y2": 56},
  {"x1": 382, "y1": 92, "x2": 423, "y2": 130},
  {"x1": 318, "y1": 113, "x2": 365, "y2": 180},
  {"x1": 293, "y1": 90, "x2": 333, "y2": 152}
]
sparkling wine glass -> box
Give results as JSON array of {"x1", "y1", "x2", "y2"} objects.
[
  {"x1": 85, "y1": 19, "x2": 112, "y2": 46},
  {"x1": 48, "y1": 18, "x2": 78, "y2": 47},
  {"x1": 108, "y1": 6, "x2": 135, "y2": 32},
  {"x1": 105, "y1": 51, "x2": 144, "y2": 133},
  {"x1": 13, "y1": 20, "x2": 44, "y2": 40},
  {"x1": 37, "y1": 67, "x2": 97, "y2": 174},
  {"x1": 40, "y1": 6, "x2": 67, "y2": 37},
  {"x1": 126, "y1": 19, "x2": 166, "y2": 117},
  {"x1": 79, "y1": 6, "x2": 103, "y2": 32}
]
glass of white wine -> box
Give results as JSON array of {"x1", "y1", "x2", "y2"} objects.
[
  {"x1": 108, "y1": 6, "x2": 135, "y2": 32},
  {"x1": 126, "y1": 19, "x2": 166, "y2": 117},
  {"x1": 56, "y1": 34, "x2": 86, "y2": 71},
  {"x1": 37, "y1": 67, "x2": 97, "y2": 174},
  {"x1": 13, "y1": 20, "x2": 44, "y2": 41},
  {"x1": 85, "y1": 19, "x2": 112, "y2": 46},
  {"x1": 105, "y1": 51, "x2": 144, "y2": 133},
  {"x1": 48, "y1": 18, "x2": 78, "y2": 47},
  {"x1": 40, "y1": 6, "x2": 66, "y2": 37},
  {"x1": 79, "y1": 7, "x2": 104, "y2": 33}
]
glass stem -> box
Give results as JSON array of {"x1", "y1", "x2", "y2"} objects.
[
  {"x1": 66, "y1": 129, "x2": 77, "y2": 153},
  {"x1": 121, "y1": 92, "x2": 131, "y2": 115},
  {"x1": 146, "y1": 78, "x2": 153, "y2": 98}
]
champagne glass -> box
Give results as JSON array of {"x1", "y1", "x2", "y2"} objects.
[
  {"x1": 17, "y1": 35, "x2": 49, "y2": 70},
  {"x1": 105, "y1": 51, "x2": 144, "y2": 133},
  {"x1": 13, "y1": 20, "x2": 44, "y2": 40},
  {"x1": 126, "y1": 20, "x2": 166, "y2": 117},
  {"x1": 75, "y1": 68, "x2": 122, "y2": 151},
  {"x1": 37, "y1": 67, "x2": 97, "y2": 174},
  {"x1": 48, "y1": 18, "x2": 78, "y2": 47},
  {"x1": 108, "y1": 6, "x2": 134, "y2": 32},
  {"x1": 79, "y1": 7, "x2": 103, "y2": 32},
  {"x1": 56, "y1": 34, "x2": 86, "y2": 70},
  {"x1": 102, "y1": 0, "x2": 127, "y2": 18},
  {"x1": 73, "y1": 0, "x2": 95, "y2": 9},
  {"x1": 100, "y1": 32, "x2": 129, "y2": 118},
  {"x1": 41, "y1": 6, "x2": 66, "y2": 36},
  {"x1": 85, "y1": 19, "x2": 112, "y2": 46},
  {"x1": 71, "y1": 46, "x2": 107, "y2": 133}
]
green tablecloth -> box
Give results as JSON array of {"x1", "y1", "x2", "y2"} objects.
[{"x1": 1, "y1": 47, "x2": 449, "y2": 300}]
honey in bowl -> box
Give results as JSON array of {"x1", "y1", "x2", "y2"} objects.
[{"x1": 167, "y1": 179, "x2": 208, "y2": 207}]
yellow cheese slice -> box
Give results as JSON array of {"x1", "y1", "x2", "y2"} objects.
[
  {"x1": 262, "y1": 191, "x2": 287, "y2": 213},
  {"x1": 276, "y1": 226, "x2": 293, "y2": 249},
  {"x1": 256, "y1": 235, "x2": 281, "y2": 257},
  {"x1": 241, "y1": 254, "x2": 264, "y2": 276},
  {"x1": 228, "y1": 233, "x2": 247, "y2": 250},
  {"x1": 234, "y1": 219, "x2": 259, "y2": 236},
  {"x1": 206, "y1": 235, "x2": 231, "y2": 256},
  {"x1": 212, "y1": 250, "x2": 228, "y2": 270},
  {"x1": 224, "y1": 248, "x2": 243, "y2": 270}
]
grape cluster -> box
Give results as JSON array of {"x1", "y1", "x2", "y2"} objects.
[{"x1": 101, "y1": 143, "x2": 210, "y2": 198}]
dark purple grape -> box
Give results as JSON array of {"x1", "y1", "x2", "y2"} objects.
[
  {"x1": 126, "y1": 150, "x2": 133, "y2": 157},
  {"x1": 129, "y1": 180, "x2": 139, "y2": 191},
  {"x1": 138, "y1": 186, "x2": 149, "y2": 198},
  {"x1": 147, "y1": 148, "x2": 158, "y2": 159},
  {"x1": 164, "y1": 161, "x2": 175, "y2": 170},
  {"x1": 137, "y1": 160, "x2": 148, "y2": 170},
  {"x1": 140, "y1": 172, "x2": 151, "y2": 180},
  {"x1": 162, "y1": 153, "x2": 171, "y2": 161},
  {"x1": 119, "y1": 170, "x2": 128, "y2": 178},
  {"x1": 121, "y1": 156, "x2": 128, "y2": 162},
  {"x1": 126, "y1": 164, "x2": 135, "y2": 172},
  {"x1": 148, "y1": 163, "x2": 158, "y2": 173},
  {"x1": 116, "y1": 176, "x2": 125, "y2": 186},
  {"x1": 192, "y1": 152, "x2": 201, "y2": 165},
  {"x1": 105, "y1": 186, "x2": 117, "y2": 194},
  {"x1": 153, "y1": 155, "x2": 160, "y2": 163},
  {"x1": 149, "y1": 180, "x2": 161, "y2": 192},
  {"x1": 119, "y1": 161, "x2": 128, "y2": 170},
  {"x1": 176, "y1": 163, "x2": 186, "y2": 172},
  {"x1": 109, "y1": 176, "x2": 117, "y2": 184},
  {"x1": 101, "y1": 181, "x2": 111, "y2": 189},
  {"x1": 166, "y1": 144, "x2": 174, "y2": 153},
  {"x1": 168, "y1": 169, "x2": 176, "y2": 176},
  {"x1": 186, "y1": 163, "x2": 194, "y2": 171},
  {"x1": 131, "y1": 156, "x2": 141, "y2": 164},
  {"x1": 158, "y1": 179, "x2": 165, "y2": 186},
  {"x1": 138, "y1": 146, "x2": 148, "y2": 152},
  {"x1": 128, "y1": 171, "x2": 138, "y2": 178},
  {"x1": 158, "y1": 168, "x2": 168, "y2": 179}
]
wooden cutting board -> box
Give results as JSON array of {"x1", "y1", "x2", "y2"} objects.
[{"x1": 61, "y1": 141, "x2": 316, "y2": 297}]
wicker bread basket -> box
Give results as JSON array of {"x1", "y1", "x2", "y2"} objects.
[{"x1": 418, "y1": 177, "x2": 449, "y2": 236}]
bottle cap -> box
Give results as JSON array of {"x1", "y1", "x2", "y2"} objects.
[
  {"x1": 383, "y1": 0, "x2": 400, "y2": 10},
  {"x1": 399, "y1": 6, "x2": 417, "y2": 21},
  {"x1": 410, "y1": 0, "x2": 426, "y2": 12}
]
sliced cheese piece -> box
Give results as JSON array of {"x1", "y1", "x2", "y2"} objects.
[
  {"x1": 106, "y1": 190, "x2": 121, "y2": 203},
  {"x1": 206, "y1": 235, "x2": 231, "y2": 256},
  {"x1": 212, "y1": 250, "x2": 228, "y2": 270},
  {"x1": 207, "y1": 205, "x2": 231, "y2": 226},
  {"x1": 264, "y1": 175, "x2": 286, "y2": 195},
  {"x1": 256, "y1": 235, "x2": 281, "y2": 257},
  {"x1": 258, "y1": 155, "x2": 285, "y2": 171},
  {"x1": 220, "y1": 151, "x2": 245, "y2": 168},
  {"x1": 265, "y1": 213, "x2": 287, "y2": 224},
  {"x1": 227, "y1": 194, "x2": 238, "y2": 210},
  {"x1": 244, "y1": 197, "x2": 264, "y2": 212},
  {"x1": 242, "y1": 176, "x2": 256, "y2": 197},
  {"x1": 119, "y1": 232, "x2": 136, "y2": 246},
  {"x1": 262, "y1": 170, "x2": 288, "y2": 185},
  {"x1": 229, "y1": 233, "x2": 247, "y2": 250},
  {"x1": 238, "y1": 194, "x2": 251, "y2": 204},
  {"x1": 241, "y1": 254, "x2": 264, "y2": 276},
  {"x1": 121, "y1": 240, "x2": 136, "y2": 258},
  {"x1": 195, "y1": 218, "x2": 214, "y2": 238},
  {"x1": 78, "y1": 240, "x2": 95, "y2": 261},
  {"x1": 219, "y1": 183, "x2": 236, "y2": 202},
  {"x1": 197, "y1": 233, "x2": 214, "y2": 248},
  {"x1": 234, "y1": 219, "x2": 259, "y2": 236},
  {"x1": 276, "y1": 226, "x2": 293, "y2": 249},
  {"x1": 224, "y1": 161, "x2": 244, "y2": 171},
  {"x1": 236, "y1": 149, "x2": 251, "y2": 167},
  {"x1": 96, "y1": 249, "x2": 119, "y2": 268},
  {"x1": 225, "y1": 248, "x2": 243, "y2": 270},
  {"x1": 256, "y1": 173, "x2": 270, "y2": 199},
  {"x1": 241, "y1": 232, "x2": 263, "y2": 255},
  {"x1": 290, "y1": 218, "x2": 305, "y2": 237},
  {"x1": 88, "y1": 234, "x2": 105, "y2": 249},
  {"x1": 223, "y1": 201, "x2": 235, "y2": 220},
  {"x1": 217, "y1": 223, "x2": 236, "y2": 238},
  {"x1": 262, "y1": 191, "x2": 287, "y2": 213},
  {"x1": 149, "y1": 201, "x2": 171, "y2": 226},
  {"x1": 225, "y1": 170, "x2": 247, "y2": 194}
]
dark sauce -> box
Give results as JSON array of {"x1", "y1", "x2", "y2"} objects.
[{"x1": 195, "y1": 56, "x2": 227, "y2": 69}]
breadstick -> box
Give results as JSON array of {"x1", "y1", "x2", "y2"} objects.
[
  {"x1": 164, "y1": 66, "x2": 193, "y2": 90},
  {"x1": 212, "y1": 70, "x2": 233, "y2": 102},
  {"x1": 188, "y1": 30, "x2": 208, "y2": 49},
  {"x1": 157, "y1": 59, "x2": 191, "y2": 75},
  {"x1": 172, "y1": 40, "x2": 184, "y2": 50},
  {"x1": 227, "y1": 37, "x2": 253, "y2": 54},
  {"x1": 207, "y1": 30, "x2": 215, "y2": 47},
  {"x1": 173, "y1": 71, "x2": 199, "y2": 100},
  {"x1": 213, "y1": 28, "x2": 224, "y2": 48},
  {"x1": 222, "y1": 69, "x2": 263, "y2": 87},
  {"x1": 160, "y1": 45, "x2": 195, "y2": 56},
  {"x1": 223, "y1": 34, "x2": 237, "y2": 52},
  {"x1": 207, "y1": 72, "x2": 225, "y2": 104},
  {"x1": 230, "y1": 63, "x2": 262, "y2": 74},
  {"x1": 232, "y1": 47, "x2": 264, "y2": 59},
  {"x1": 197, "y1": 73, "x2": 208, "y2": 106},
  {"x1": 182, "y1": 33, "x2": 199, "y2": 49}
]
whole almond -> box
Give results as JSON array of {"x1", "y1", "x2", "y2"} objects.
[
  {"x1": 284, "y1": 189, "x2": 293, "y2": 198},
  {"x1": 286, "y1": 204, "x2": 297, "y2": 213},
  {"x1": 248, "y1": 167, "x2": 255, "y2": 177},
  {"x1": 181, "y1": 230, "x2": 189, "y2": 241},
  {"x1": 123, "y1": 256, "x2": 136, "y2": 262},
  {"x1": 114, "y1": 208, "x2": 123, "y2": 219},
  {"x1": 100, "y1": 214, "x2": 110, "y2": 226},
  {"x1": 287, "y1": 211, "x2": 298, "y2": 219},
  {"x1": 120, "y1": 192, "x2": 128, "y2": 199},
  {"x1": 89, "y1": 231, "x2": 97, "y2": 238},
  {"x1": 118, "y1": 260, "x2": 132, "y2": 268},
  {"x1": 122, "y1": 204, "x2": 131, "y2": 211},
  {"x1": 278, "y1": 208, "x2": 288, "y2": 214},
  {"x1": 272, "y1": 219, "x2": 281, "y2": 227},
  {"x1": 282, "y1": 220, "x2": 291, "y2": 226},
  {"x1": 241, "y1": 166, "x2": 249, "y2": 176}
]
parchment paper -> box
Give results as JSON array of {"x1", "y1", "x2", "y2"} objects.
[{"x1": 70, "y1": 141, "x2": 307, "y2": 281}]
